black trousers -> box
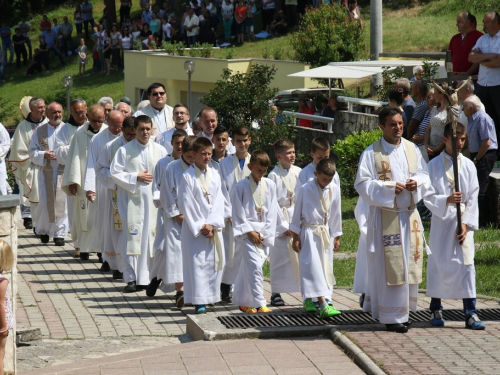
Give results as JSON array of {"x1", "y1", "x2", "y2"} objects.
[{"x1": 471, "y1": 149, "x2": 497, "y2": 227}]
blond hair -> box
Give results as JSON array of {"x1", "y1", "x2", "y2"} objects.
[{"x1": 0, "y1": 240, "x2": 14, "y2": 272}]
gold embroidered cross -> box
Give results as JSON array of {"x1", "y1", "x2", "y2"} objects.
[
  {"x1": 377, "y1": 161, "x2": 392, "y2": 181},
  {"x1": 411, "y1": 219, "x2": 421, "y2": 263}
]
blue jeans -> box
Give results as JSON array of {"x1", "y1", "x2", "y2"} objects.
[
  {"x1": 2, "y1": 41, "x2": 14, "y2": 63},
  {"x1": 430, "y1": 297, "x2": 477, "y2": 317}
]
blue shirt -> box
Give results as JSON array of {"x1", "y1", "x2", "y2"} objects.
[
  {"x1": 467, "y1": 110, "x2": 498, "y2": 153},
  {"x1": 0, "y1": 27, "x2": 11, "y2": 45},
  {"x1": 42, "y1": 29, "x2": 57, "y2": 48}
]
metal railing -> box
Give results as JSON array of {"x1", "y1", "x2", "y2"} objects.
[
  {"x1": 337, "y1": 96, "x2": 387, "y2": 113},
  {"x1": 282, "y1": 111, "x2": 335, "y2": 133}
]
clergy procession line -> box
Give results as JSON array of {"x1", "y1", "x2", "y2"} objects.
[{"x1": 6, "y1": 82, "x2": 485, "y2": 336}]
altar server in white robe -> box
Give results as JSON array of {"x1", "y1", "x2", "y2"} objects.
[
  {"x1": 156, "y1": 104, "x2": 193, "y2": 154},
  {"x1": 28, "y1": 103, "x2": 68, "y2": 246},
  {"x1": 232, "y1": 150, "x2": 284, "y2": 313},
  {"x1": 178, "y1": 136, "x2": 225, "y2": 314},
  {"x1": 267, "y1": 139, "x2": 302, "y2": 306},
  {"x1": 295, "y1": 137, "x2": 340, "y2": 195},
  {"x1": 133, "y1": 83, "x2": 174, "y2": 136},
  {"x1": 219, "y1": 126, "x2": 252, "y2": 300},
  {"x1": 423, "y1": 122, "x2": 485, "y2": 330},
  {"x1": 9, "y1": 97, "x2": 48, "y2": 230},
  {"x1": 0, "y1": 123, "x2": 11, "y2": 196},
  {"x1": 95, "y1": 117, "x2": 137, "y2": 280},
  {"x1": 211, "y1": 126, "x2": 231, "y2": 163},
  {"x1": 84, "y1": 110, "x2": 124, "y2": 270},
  {"x1": 54, "y1": 98, "x2": 88, "y2": 256},
  {"x1": 111, "y1": 115, "x2": 167, "y2": 293},
  {"x1": 147, "y1": 129, "x2": 189, "y2": 301},
  {"x1": 354, "y1": 107, "x2": 432, "y2": 333},
  {"x1": 290, "y1": 159, "x2": 343, "y2": 319},
  {"x1": 62, "y1": 105, "x2": 107, "y2": 260}
]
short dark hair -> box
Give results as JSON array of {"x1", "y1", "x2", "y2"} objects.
[
  {"x1": 412, "y1": 80, "x2": 428, "y2": 95},
  {"x1": 122, "y1": 116, "x2": 136, "y2": 130},
  {"x1": 316, "y1": 158, "x2": 336, "y2": 177},
  {"x1": 232, "y1": 126, "x2": 251, "y2": 138},
  {"x1": 172, "y1": 128, "x2": 188, "y2": 141},
  {"x1": 387, "y1": 89, "x2": 404, "y2": 106},
  {"x1": 173, "y1": 103, "x2": 189, "y2": 114},
  {"x1": 379, "y1": 107, "x2": 403, "y2": 125},
  {"x1": 182, "y1": 135, "x2": 198, "y2": 153},
  {"x1": 250, "y1": 150, "x2": 270, "y2": 167},
  {"x1": 444, "y1": 122, "x2": 466, "y2": 138},
  {"x1": 134, "y1": 115, "x2": 153, "y2": 128},
  {"x1": 213, "y1": 126, "x2": 229, "y2": 137},
  {"x1": 147, "y1": 82, "x2": 165, "y2": 95},
  {"x1": 193, "y1": 136, "x2": 213, "y2": 152},
  {"x1": 274, "y1": 139, "x2": 295, "y2": 154},
  {"x1": 311, "y1": 137, "x2": 330, "y2": 153}
]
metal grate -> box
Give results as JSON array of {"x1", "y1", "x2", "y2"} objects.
[{"x1": 218, "y1": 309, "x2": 500, "y2": 329}]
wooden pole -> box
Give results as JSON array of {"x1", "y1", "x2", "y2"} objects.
[{"x1": 451, "y1": 120, "x2": 462, "y2": 234}]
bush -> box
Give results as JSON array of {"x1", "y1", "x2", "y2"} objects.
[
  {"x1": 162, "y1": 41, "x2": 175, "y2": 55},
  {"x1": 332, "y1": 129, "x2": 383, "y2": 197},
  {"x1": 374, "y1": 66, "x2": 405, "y2": 102},
  {"x1": 291, "y1": 4, "x2": 365, "y2": 68},
  {"x1": 174, "y1": 41, "x2": 186, "y2": 56}
]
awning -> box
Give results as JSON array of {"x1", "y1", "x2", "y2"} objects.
[{"x1": 288, "y1": 65, "x2": 388, "y2": 79}]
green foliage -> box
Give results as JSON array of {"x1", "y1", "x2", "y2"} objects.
[
  {"x1": 162, "y1": 41, "x2": 175, "y2": 55},
  {"x1": 200, "y1": 64, "x2": 294, "y2": 150},
  {"x1": 374, "y1": 66, "x2": 406, "y2": 102},
  {"x1": 149, "y1": 39, "x2": 157, "y2": 50},
  {"x1": 200, "y1": 43, "x2": 214, "y2": 58},
  {"x1": 188, "y1": 43, "x2": 201, "y2": 57},
  {"x1": 175, "y1": 41, "x2": 186, "y2": 56},
  {"x1": 262, "y1": 46, "x2": 271, "y2": 59},
  {"x1": 291, "y1": 4, "x2": 365, "y2": 68},
  {"x1": 134, "y1": 39, "x2": 142, "y2": 51},
  {"x1": 224, "y1": 46, "x2": 236, "y2": 59},
  {"x1": 273, "y1": 47, "x2": 285, "y2": 61},
  {"x1": 332, "y1": 129, "x2": 383, "y2": 197},
  {"x1": 420, "y1": 0, "x2": 497, "y2": 16},
  {"x1": 422, "y1": 59, "x2": 440, "y2": 79}
]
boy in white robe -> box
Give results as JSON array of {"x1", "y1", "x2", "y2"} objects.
[
  {"x1": 290, "y1": 159, "x2": 342, "y2": 318},
  {"x1": 147, "y1": 130, "x2": 190, "y2": 303},
  {"x1": 423, "y1": 122, "x2": 485, "y2": 330},
  {"x1": 211, "y1": 126, "x2": 230, "y2": 164},
  {"x1": 267, "y1": 139, "x2": 302, "y2": 306},
  {"x1": 110, "y1": 115, "x2": 167, "y2": 293},
  {"x1": 295, "y1": 137, "x2": 340, "y2": 196},
  {"x1": 178, "y1": 136, "x2": 225, "y2": 314},
  {"x1": 219, "y1": 126, "x2": 252, "y2": 301},
  {"x1": 95, "y1": 117, "x2": 137, "y2": 280},
  {"x1": 231, "y1": 150, "x2": 284, "y2": 313}
]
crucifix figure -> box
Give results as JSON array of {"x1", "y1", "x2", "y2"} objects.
[
  {"x1": 256, "y1": 207, "x2": 263, "y2": 222},
  {"x1": 323, "y1": 212, "x2": 328, "y2": 225},
  {"x1": 411, "y1": 219, "x2": 421, "y2": 263},
  {"x1": 377, "y1": 161, "x2": 392, "y2": 181},
  {"x1": 204, "y1": 191, "x2": 210, "y2": 204}
]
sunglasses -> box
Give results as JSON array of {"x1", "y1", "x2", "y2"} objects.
[{"x1": 151, "y1": 92, "x2": 166, "y2": 97}]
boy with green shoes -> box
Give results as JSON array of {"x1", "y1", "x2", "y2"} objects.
[{"x1": 290, "y1": 159, "x2": 342, "y2": 318}]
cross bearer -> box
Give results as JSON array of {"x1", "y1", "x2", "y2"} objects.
[{"x1": 354, "y1": 107, "x2": 432, "y2": 333}]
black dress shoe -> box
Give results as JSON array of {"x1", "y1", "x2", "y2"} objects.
[
  {"x1": 220, "y1": 283, "x2": 232, "y2": 302},
  {"x1": 385, "y1": 323, "x2": 408, "y2": 333},
  {"x1": 112, "y1": 270, "x2": 123, "y2": 279},
  {"x1": 54, "y1": 238, "x2": 65, "y2": 246},
  {"x1": 23, "y1": 218, "x2": 33, "y2": 229},
  {"x1": 80, "y1": 252, "x2": 90, "y2": 260},
  {"x1": 136, "y1": 285, "x2": 148, "y2": 291},
  {"x1": 146, "y1": 277, "x2": 162, "y2": 297},
  {"x1": 124, "y1": 281, "x2": 137, "y2": 293},
  {"x1": 100, "y1": 261, "x2": 111, "y2": 272},
  {"x1": 97, "y1": 253, "x2": 103, "y2": 263},
  {"x1": 40, "y1": 234, "x2": 50, "y2": 244}
]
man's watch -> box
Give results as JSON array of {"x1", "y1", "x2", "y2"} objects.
[{"x1": 474, "y1": 157, "x2": 478, "y2": 162}]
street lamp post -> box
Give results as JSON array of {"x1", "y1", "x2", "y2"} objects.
[
  {"x1": 62, "y1": 75, "x2": 73, "y2": 120},
  {"x1": 184, "y1": 60, "x2": 195, "y2": 112}
]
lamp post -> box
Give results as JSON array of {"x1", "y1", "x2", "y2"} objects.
[
  {"x1": 184, "y1": 60, "x2": 195, "y2": 112},
  {"x1": 62, "y1": 75, "x2": 73, "y2": 120}
]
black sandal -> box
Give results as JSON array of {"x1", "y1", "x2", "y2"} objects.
[{"x1": 271, "y1": 293, "x2": 285, "y2": 306}]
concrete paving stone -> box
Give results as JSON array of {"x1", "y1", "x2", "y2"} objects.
[
  {"x1": 179, "y1": 346, "x2": 222, "y2": 359},
  {"x1": 227, "y1": 365, "x2": 276, "y2": 374},
  {"x1": 100, "y1": 369, "x2": 145, "y2": 375},
  {"x1": 221, "y1": 352, "x2": 268, "y2": 367},
  {"x1": 182, "y1": 356, "x2": 230, "y2": 372},
  {"x1": 215, "y1": 341, "x2": 261, "y2": 354},
  {"x1": 265, "y1": 355, "x2": 317, "y2": 369},
  {"x1": 56, "y1": 368, "x2": 101, "y2": 375},
  {"x1": 274, "y1": 367, "x2": 321, "y2": 375}
]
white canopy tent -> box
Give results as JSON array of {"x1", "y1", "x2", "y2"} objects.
[{"x1": 288, "y1": 65, "x2": 388, "y2": 79}]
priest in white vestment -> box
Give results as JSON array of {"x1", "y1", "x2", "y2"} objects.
[
  {"x1": 423, "y1": 122, "x2": 485, "y2": 330},
  {"x1": 9, "y1": 97, "x2": 48, "y2": 229},
  {"x1": 133, "y1": 83, "x2": 174, "y2": 136},
  {"x1": 178, "y1": 137, "x2": 225, "y2": 314},
  {"x1": 54, "y1": 98, "x2": 88, "y2": 255},
  {"x1": 0, "y1": 123, "x2": 11, "y2": 195},
  {"x1": 148, "y1": 129, "x2": 189, "y2": 302},
  {"x1": 84, "y1": 111, "x2": 124, "y2": 270},
  {"x1": 156, "y1": 104, "x2": 193, "y2": 154},
  {"x1": 28, "y1": 103, "x2": 68, "y2": 246},
  {"x1": 110, "y1": 115, "x2": 167, "y2": 293},
  {"x1": 95, "y1": 117, "x2": 137, "y2": 280},
  {"x1": 354, "y1": 107, "x2": 432, "y2": 333},
  {"x1": 61, "y1": 105, "x2": 107, "y2": 261}
]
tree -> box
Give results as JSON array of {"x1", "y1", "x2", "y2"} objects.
[
  {"x1": 291, "y1": 5, "x2": 365, "y2": 69},
  {"x1": 200, "y1": 64, "x2": 296, "y2": 150}
]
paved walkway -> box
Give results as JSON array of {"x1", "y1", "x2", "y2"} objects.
[{"x1": 15, "y1": 226, "x2": 500, "y2": 374}]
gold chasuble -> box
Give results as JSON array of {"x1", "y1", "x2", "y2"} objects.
[{"x1": 373, "y1": 138, "x2": 424, "y2": 286}]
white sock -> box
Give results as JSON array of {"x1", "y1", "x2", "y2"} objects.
[{"x1": 319, "y1": 302, "x2": 327, "y2": 309}]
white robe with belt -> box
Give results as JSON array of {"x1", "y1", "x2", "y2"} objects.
[
  {"x1": 424, "y1": 153, "x2": 478, "y2": 299},
  {"x1": 178, "y1": 165, "x2": 225, "y2": 305},
  {"x1": 295, "y1": 162, "x2": 340, "y2": 196},
  {"x1": 354, "y1": 138, "x2": 432, "y2": 324}
]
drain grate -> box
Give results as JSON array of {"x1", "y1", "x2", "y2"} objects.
[{"x1": 218, "y1": 309, "x2": 500, "y2": 329}]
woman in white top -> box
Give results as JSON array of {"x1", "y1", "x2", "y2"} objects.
[
  {"x1": 120, "y1": 27, "x2": 133, "y2": 70},
  {"x1": 131, "y1": 24, "x2": 141, "y2": 49}
]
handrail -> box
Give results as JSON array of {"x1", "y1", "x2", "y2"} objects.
[
  {"x1": 337, "y1": 96, "x2": 387, "y2": 113},
  {"x1": 282, "y1": 111, "x2": 334, "y2": 133}
]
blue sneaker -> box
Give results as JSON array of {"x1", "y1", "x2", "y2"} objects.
[
  {"x1": 466, "y1": 314, "x2": 485, "y2": 330},
  {"x1": 430, "y1": 310, "x2": 445, "y2": 326},
  {"x1": 195, "y1": 305, "x2": 206, "y2": 314},
  {"x1": 325, "y1": 298, "x2": 333, "y2": 306}
]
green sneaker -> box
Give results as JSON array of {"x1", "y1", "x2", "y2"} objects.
[
  {"x1": 303, "y1": 299, "x2": 317, "y2": 313},
  {"x1": 319, "y1": 305, "x2": 341, "y2": 319}
]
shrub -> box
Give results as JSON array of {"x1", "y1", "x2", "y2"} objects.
[
  {"x1": 332, "y1": 129, "x2": 383, "y2": 197},
  {"x1": 200, "y1": 43, "x2": 214, "y2": 58},
  {"x1": 291, "y1": 4, "x2": 365, "y2": 68},
  {"x1": 225, "y1": 46, "x2": 235, "y2": 59},
  {"x1": 374, "y1": 66, "x2": 406, "y2": 102},
  {"x1": 162, "y1": 41, "x2": 175, "y2": 55},
  {"x1": 174, "y1": 41, "x2": 186, "y2": 56}
]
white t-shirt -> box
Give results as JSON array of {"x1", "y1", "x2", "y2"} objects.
[
  {"x1": 121, "y1": 35, "x2": 132, "y2": 49},
  {"x1": 184, "y1": 14, "x2": 199, "y2": 37},
  {"x1": 222, "y1": 3, "x2": 234, "y2": 19},
  {"x1": 163, "y1": 23, "x2": 171, "y2": 39}
]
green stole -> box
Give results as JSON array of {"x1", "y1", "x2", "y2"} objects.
[{"x1": 373, "y1": 138, "x2": 424, "y2": 286}]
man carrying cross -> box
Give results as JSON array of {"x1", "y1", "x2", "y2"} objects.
[{"x1": 354, "y1": 107, "x2": 433, "y2": 333}]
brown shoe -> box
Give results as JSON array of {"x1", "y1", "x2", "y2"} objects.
[{"x1": 73, "y1": 248, "x2": 81, "y2": 258}]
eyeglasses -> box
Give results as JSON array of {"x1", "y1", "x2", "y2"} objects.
[
  {"x1": 89, "y1": 118, "x2": 105, "y2": 124},
  {"x1": 151, "y1": 92, "x2": 166, "y2": 97}
]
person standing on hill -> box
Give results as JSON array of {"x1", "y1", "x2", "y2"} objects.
[{"x1": 449, "y1": 11, "x2": 483, "y2": 76}]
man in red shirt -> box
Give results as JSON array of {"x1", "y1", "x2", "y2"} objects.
[
  {"x1": 297, "y1": 98, "x2": 313, "y2": 128},
  {"x1": 449, "y1": 11, "x2": 483, "y2": 76}
]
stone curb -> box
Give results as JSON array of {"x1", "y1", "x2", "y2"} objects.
[{"x1": 329, "y1": 328, "x2": 386, "y2": 375}]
